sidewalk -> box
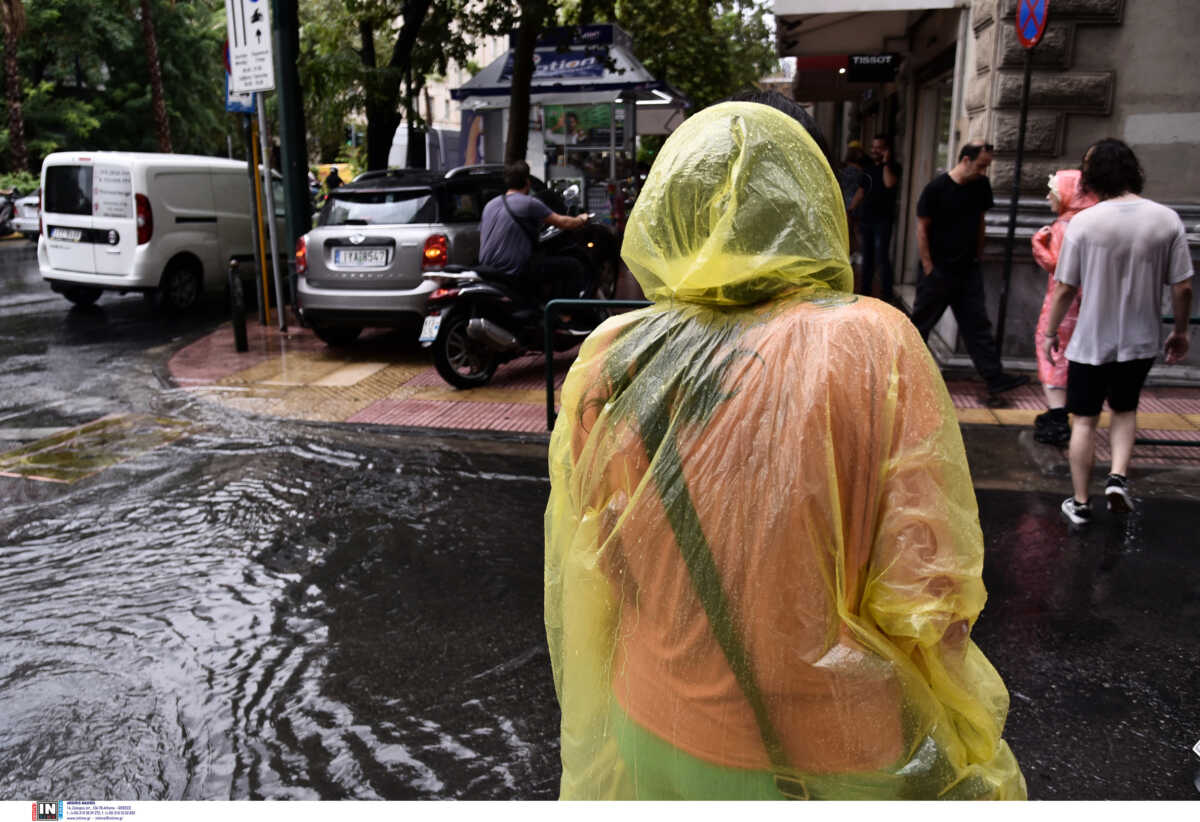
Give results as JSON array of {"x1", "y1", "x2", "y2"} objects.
[{"x1": 169, "y1": 319, "x2": 1200, "y2": 468}]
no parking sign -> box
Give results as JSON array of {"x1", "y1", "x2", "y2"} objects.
[{"x1": 1016, "y1": 0, "x2": 1049, "y2": 49}]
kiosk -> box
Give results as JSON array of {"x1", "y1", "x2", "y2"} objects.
[{"x1": 453, "y1": 24, "x2": 687, "y2": 228}]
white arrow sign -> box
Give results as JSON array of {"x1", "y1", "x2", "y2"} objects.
[{"x1": 225, "y1": 0, "x2": 275, "y2": 93}]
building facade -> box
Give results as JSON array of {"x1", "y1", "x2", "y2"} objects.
[{"x1": 774, "y1": 0, "x2": 1198, "y2": 368}]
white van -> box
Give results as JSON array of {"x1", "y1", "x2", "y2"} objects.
[{"x1": 37, "y1": 151, "x2": 287, "y2": 310}]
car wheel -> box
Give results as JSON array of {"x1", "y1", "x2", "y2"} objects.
[
  {"x1": 159, "y1": 260, "x2": 202, "y2": 312},
  {"x1": 62, "y1": 286, "x2": 101, "y2": 307},
  {"x1": 433, "y1": 310, "x2": 498, "y2": 389},
  {"x1": 311, "y1": 324, "x2": 362, "y2": 347}
]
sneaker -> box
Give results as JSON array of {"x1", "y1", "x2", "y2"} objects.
[
  {"x1": 1105, "y1": 474, "x2": 1133, "y2": 513},
  {"x1": 1061, "y1": 497, "x2": 1093, "y2": 525},
  {"x1": 987, "y1": 373, "x2": 1030, "y2": 394}
]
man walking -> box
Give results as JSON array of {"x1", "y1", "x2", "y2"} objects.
[
  {"x1": 858, "y1": 135, "x2": 901, "y2": 302},
  {"x1": 912, "y1": 142, "x2": 1028, "y2": 394},
  {"x1": 1045, "y1": 139, "x2": 1193, "y2": 525}
]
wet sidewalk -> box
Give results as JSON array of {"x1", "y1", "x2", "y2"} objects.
[{"x1": 168, "y1": 320, "x2": 1200, "y2": 466}]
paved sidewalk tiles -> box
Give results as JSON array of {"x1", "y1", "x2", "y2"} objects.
[{"x1": 169, "y1": 322, "x2": 1200, "y2": 466}]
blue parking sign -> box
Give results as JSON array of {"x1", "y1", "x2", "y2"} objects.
[{"x1": 226, "y1": 72, "x2": 255, "y2": 113}]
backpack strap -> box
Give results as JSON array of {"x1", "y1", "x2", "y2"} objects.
[{"x1": 501, "y1": 193, "x2": 541, "y2": 244}]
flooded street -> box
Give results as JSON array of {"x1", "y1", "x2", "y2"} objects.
[
  {"x1": 0, "y1": 247, "x2": 558, "y2": 799},
  {"x1": 1, "y1": 244, "x2": 1197, "y2": 800}
]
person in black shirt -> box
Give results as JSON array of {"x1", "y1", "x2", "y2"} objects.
[
  {"x1": 858, "y1": 135, "x2": 901, "y2": 302},
  {"x1": 912, "y1": 142, "x2": 1028, "y2": 394}
]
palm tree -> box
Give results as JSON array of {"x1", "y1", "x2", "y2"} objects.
[
  {"x1": 139, "y1": 0, "x2": 172, "y2": 153},
  {"x1": 1, "y1": 0, "x2": 27, "y2": 171}
]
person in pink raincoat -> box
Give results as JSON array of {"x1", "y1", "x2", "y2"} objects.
[{"x1": 1032, "y1": 170, "x2": 1098, "y2": 444}]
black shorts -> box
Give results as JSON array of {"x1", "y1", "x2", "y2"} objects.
[{"x1": 1066, "y1": 358, "x2": 1155, "y2": 416}]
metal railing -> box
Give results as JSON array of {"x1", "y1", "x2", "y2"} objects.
[{"x1": 544, "y1": 298, "x2": 650, "y2": 430}]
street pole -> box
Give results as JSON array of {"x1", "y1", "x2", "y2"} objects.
[
  {"x1": 995, "y1": 38, "x2": 1035, "y2": 349},
  {"x1": 256, "y1": 92, "x2": 288, "y2": 332},
  {"x1": 243, "y1": 113, "x2": 267, "y2": 325}
]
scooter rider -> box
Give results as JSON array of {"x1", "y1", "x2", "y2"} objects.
[{"x1": 479, "y1": 160, "x2": 589, "y2": 300}]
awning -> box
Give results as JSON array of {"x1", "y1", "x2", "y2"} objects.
[
  {"x1": 452, "y1": 24, "x2": 688, "y2": 112},
  {"x1": 773, "y1": 0, "x2": 961, "y2": 56}
]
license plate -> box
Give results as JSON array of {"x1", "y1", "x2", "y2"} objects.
[
  {"x1": 50, "y1": 227, "x2": 83, "y2": 242},
  {"x1": 418, "y1": 314, "x2": 441, "y2": 344},
  {"x1": 333, "y1": 247, "x2": 387, "y2": 266}
]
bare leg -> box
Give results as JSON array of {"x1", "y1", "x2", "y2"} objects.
[
  {"x1": 1108, "y1": 410, "x2": 1137, "y2": 477},
  {"x1": 1042, "y1": 386, "x2": 1067, "y2": 409},
  {"x1": 1068, "y1": 414, "x2": 1098, "y2": 503}
]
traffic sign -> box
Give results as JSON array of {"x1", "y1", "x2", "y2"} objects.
[
  {"x1": 1016, "y1": 0, "x2": 1049, "y2": 49},
  {"x1": 225, "y1": 73, "x2": 255, "y2": 113},
  {"x1": 225, "y1": 0, "x2": 275, "y2": 92}
]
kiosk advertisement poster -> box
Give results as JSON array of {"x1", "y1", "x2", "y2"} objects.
[{"x1": 545, "y1": 105, "x2": 623, "y2": 146}]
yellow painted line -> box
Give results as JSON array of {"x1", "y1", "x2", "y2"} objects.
[
  {"x1": 991, "y1": 409, "x2": 1040, "y2": 426},
  {"x1": 408, "y1": 387, "x2": 550, "y2": 405},
  {"x1": 956, "y1": 408, "x2": 998, "y2": 425},
  {"x1": 1133, "y1": 412, "x2": 1195, "y2": 431},
  {"x1": 1184, "y1": 414, "x2": 1200, "y2": 429},
  {"x1": 312, "y1": 361, "x2": 390, "y2": 387}
]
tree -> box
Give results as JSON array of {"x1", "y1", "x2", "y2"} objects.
[
  {"x1": 3, "y1": 0, "x2": 228, "y2": 172},
  {"x1": 138, "y1": 0, "x2": 172, "y2": 153},
  {"x1": 504, "y1": 0, "x2": 552, "y2": 163},
  {"x1": 1, "y1": 0, "x2": 26, "y2": 171},
  {"x1": 301, "y1": 0, "x2": 518, "y2": 170}
]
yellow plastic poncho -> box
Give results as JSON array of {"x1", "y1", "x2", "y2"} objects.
[{"x1": 544, "y1": 102, "x2": 1026, "y2": 800}]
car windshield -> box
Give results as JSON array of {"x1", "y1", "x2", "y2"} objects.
[{"x1": 322, "y1": 189, "x2": 437, "y2": 226}]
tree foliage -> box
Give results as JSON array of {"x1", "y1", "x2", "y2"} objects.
[
  {"x1": 0, "y1": 0, "x2": 233, "y2": 174},
  {"x1": 573, "y1": 0, "x2": 778, "y2": 112}
]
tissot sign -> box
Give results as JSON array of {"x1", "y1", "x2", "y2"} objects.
[{"x1": 847, "y1": 53, "x2": 899, "y2": 83}]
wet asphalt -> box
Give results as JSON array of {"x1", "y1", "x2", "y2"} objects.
[{"x1": 0, "y1": 241, "x2": 1197, "y2": 800}]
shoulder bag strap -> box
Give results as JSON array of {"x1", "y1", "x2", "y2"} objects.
[{"x1": 501, "y1": 193, "x2": 541, "y2": 244}]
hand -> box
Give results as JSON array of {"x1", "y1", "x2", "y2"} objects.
[
  {"x1": 921, "y1": 260, "x2": 934, "y2": 276},
  {"x1": 882, "y1": 147, "x2": 892, "y2": 164},
  {"x1": 1164, "y1": 330, "x2": 1190, "y2": 364},
  {"x1": 1042, "y1": 332, "x2": 1061, "y2": 364}
]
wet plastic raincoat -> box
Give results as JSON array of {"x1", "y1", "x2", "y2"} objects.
[
  {"x1": 1033, "y1": 170, "x2": 1098, "y2": 389},
  {"x1": 544, "y1": 102, "x2": 1026, "y2": 800}
]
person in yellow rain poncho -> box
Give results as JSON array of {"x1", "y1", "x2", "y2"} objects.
[{"x1": 544, "y1": 100, "x2": 1027, "y2": 800}]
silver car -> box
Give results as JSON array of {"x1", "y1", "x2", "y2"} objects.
[
  {"x1": 12, "y1": 189, "x2": 39, "y2": 240},
  {"x1": 295, "y1": 165, "x2": 561, "y2": 346}
]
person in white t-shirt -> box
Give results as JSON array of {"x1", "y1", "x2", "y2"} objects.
[{"x1": 1043, "y1": 139, "x2": 1194, "y2": 525}]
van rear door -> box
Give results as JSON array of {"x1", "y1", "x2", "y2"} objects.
[
  {"x1": 41, "y1": 163, "x2": 95, "y2": 274},
  {"x1": 91, "y1": 163, "x2": 138, "y2": 276}
]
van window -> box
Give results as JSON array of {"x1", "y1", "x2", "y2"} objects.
[
  {"x1": 321, "y1": 189, "x2": 437, "y2": 226},
  {"x1": 45, "y1": 166, "x2": 93, "y2": 215}
]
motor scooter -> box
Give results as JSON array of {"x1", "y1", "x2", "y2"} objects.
[{"x1": 419, "y1": 186, "x2": 617, "y2": 389}]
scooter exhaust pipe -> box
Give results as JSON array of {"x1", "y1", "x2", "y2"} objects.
[{"x1": 466, "y1": 318, "x2": 519, "y2": 352}]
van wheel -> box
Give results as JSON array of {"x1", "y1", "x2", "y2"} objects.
[
  {"x1": 62, "y1": 286, "x2": 101, "y2": 307},
  {"x1": 159, "y1": 261, "x2": 202, "y2": 312},
  {"x1": 311, "y1": 324, "x2": 362, "y2": 347}
]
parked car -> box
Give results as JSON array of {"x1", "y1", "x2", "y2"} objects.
[
  {"x1": 295, "y1": 164, "x2": 566, "y2": 346},
  {"x1": 12, "y1": 189, "x2": 39, "y2": 240},
  {"x1": 37, "y1": 151, "x2": 287, "y2": 309}
]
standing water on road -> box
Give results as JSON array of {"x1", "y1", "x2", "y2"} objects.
[{"x1": 0, "y1": 361, "x2": 558, "y2": 798}]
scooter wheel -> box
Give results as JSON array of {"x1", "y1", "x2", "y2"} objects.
[{"x1": 433, "y1": 310, "x2": 499, "y2": 389}]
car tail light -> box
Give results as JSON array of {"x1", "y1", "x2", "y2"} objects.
[
  {"x1": 136, "y1": 194, "x2": 153, "y2": 244},
  {"x1": 422, "y1": 234, "x2": 448, "y2": 270},
  {"x1": 430, "y1": 287, "x2": 459, "y2": 301},
  {"x1": 295, "y1": 236, "x2": 307, "y2": 275}
]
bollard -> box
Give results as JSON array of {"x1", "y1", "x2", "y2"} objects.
[{"x1": 228, "y1": 258, "x2": 248, "y2": 353}]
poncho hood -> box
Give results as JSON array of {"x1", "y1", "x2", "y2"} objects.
[
  {"x1": 621, "y1": 102, "x2": 852, "y2": 306},
  {"x1": 1052, "y1": 169, "x2": 1099, "y2": 220}
]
